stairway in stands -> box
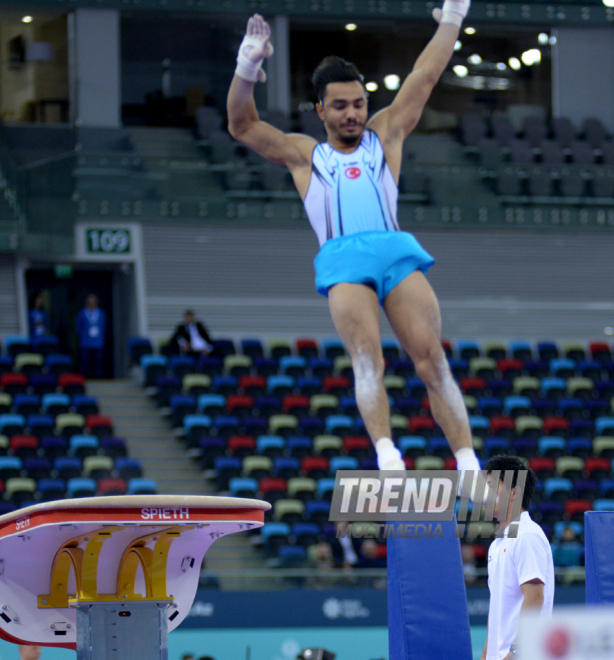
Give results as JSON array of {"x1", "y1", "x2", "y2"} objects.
[{"x1": 88, "y1": 378, "x2": 264, "y2": 585}]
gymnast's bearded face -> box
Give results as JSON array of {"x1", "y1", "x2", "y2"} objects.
[{"x1": 317, "y1": 81, "x2": 369, "y2": 145}]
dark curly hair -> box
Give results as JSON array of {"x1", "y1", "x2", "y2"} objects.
[{"x1": 312, "y1": 56, "x2": 365, "y2": 103}]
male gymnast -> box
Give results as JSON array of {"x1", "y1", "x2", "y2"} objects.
[{"x1": 227, "y1": 2, "x2": 481, "y2": 479}]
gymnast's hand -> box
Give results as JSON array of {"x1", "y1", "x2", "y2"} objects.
[
  {"x1": 432, "y1": 0, "x2": 471, "y2": 26},
  {"x1": 235, "y1": 14, "x2": 275, "y2": 83}
]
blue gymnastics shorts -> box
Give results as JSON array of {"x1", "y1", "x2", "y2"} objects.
[{"x1": 314, "y1": 230, "x2": 435, "y2": 306}]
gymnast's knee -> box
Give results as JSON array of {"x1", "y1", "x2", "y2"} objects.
[
  {"x1": 413, "y1": 343, "x2": 449, "y2": 389},
  {"x1": 351, "y1": 346, "x2": 385, "y2": 385}
]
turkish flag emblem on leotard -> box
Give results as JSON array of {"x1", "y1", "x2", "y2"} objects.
[{"x1": 345, "y1": 167, "x2": 361, "y2": 179}]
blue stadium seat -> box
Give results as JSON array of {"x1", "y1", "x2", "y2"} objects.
[
  {"x1": 101, "y1": 437, "x2": 127, "y2": 458},
  {"x1": 292, "y1": 522, "x2": 321, "y2": 546},
  {"x1": 273, "y1": 457, "x2": 301, "y2": 480},
  {"x1": 599, "y1": 480, "x2": 614, "y2": 499},
  {"x1": 469, "y1": 416, "x2": 490, "y2": 435},
  {"x1": 382, "y1": 340, "x2": 401, "y2": 361},
  {"x1": 309, "y1": 358, "x2": 333, "y2": 379},
  {"x1": 213, "y1": 457, "x2": 242, "y2": 489},
  {"x1": 267, "y1": 375, "x2": 295, "y2": 397},
  {"x1": 197, "y1": 394, "x2": 226, "y2": 415},
  {"x1": 13, "y1": 394, "x2": 41, "y2": 416},
  {"x1": 257, "y1": 435, "x2": 285, "y2": 457},
  {"x1": 304, "y1": 500, "x2": 331, "y2": 526},
  {"x1": 228, "y1": 477, "x2": 258, "y2": 498},
  {"x1": 241, "y1": 339, "x2": 264, "y2": 360},
  {"x1": 329, "y1": 456, "x2": 359, "y2": 475},
  {"x1": 24, "y1": 456, "x2": 52, "y2": 480},
  {"x1": 115, "y1": 457, "x2": 143, "y2": 480},
  {"x1": 484, "y1": 438, "x2": 511, "y2": 458},
  {"x1": 558, "y1": 398, "x2": 584, "y2": 420},
  {"x1": 538, "y1": 342, "x2": 559, "y2": 362},
  {"x1": 323, "y1": 339, "x2": 345, "y2": 360},
  {"x1": 211, "y1": 376, "x2": 238, "y2": 396},
  {"x1": 543, "y1": 477, "x2": 573, "y2": 500},
  {"x1": 169, "y1": 355, "x2": 196, "y2": 379},
  {"x1": 503, "y1": 396, "x2": 531, "y2": 418},
  {"x1": 212, "y1": 415, "x2": 240, "y2": 438},
  {"x1": 128, "y1": 478, "x2": 158, "y2": 495},
  {"x1": 278, "y1": 545, "x2": 307, "y2": 567},
  {"x1": 568, "y1": 437, "x2": 593, "y2": 458},
  {"x1": 200, "y1": 357, "x2": 223, "y2": 378},
  {"x1": 141, "y1": 355, "x2": 168, "y2": 387},
  {"x1": 0, "y1": 356, "x2": 14, "y2": 374},
  {"x1": 316, "y1": 478, "x2": 336, "y2": 500},
  {"x1": 54, "y1": 456, "x2": 82, "y2": 480},
  {"x1": 477, "y1": 397, "x2": 503, "y2": 418},
  {"x1": 72, "y1": 395, "x2": 99, "y2": 417},
  {"x1": 243, "y1": 417, "x2": 268, "y2": 437},
  {"x1": 253, "y1": 358, "x2": 278, "y2": 378},
  {"x1": 67, "y1": 477, "x2": 97, "y2": 498},
  {"x1": 457, "y1": 341, "x2": 480, "y2": 360},
  {"x1": 3, "y1": 336, "x2": 30, "y2": 357},
  {"x1": 45, "y1": 354, "x2": 73, "y2": 376},
  {"x1": 0, "y1": 414, "x2": 25, "y2": 437},
  {"x1": 27, "y1": 414, "x2": 54, "y2": 438},
  {"x1": 596, "y1": 417, "x2": 614, "y2": 436},
  {"x1": 448, "y1": 359, "x2": 469, "y2": 380},
  {"x1": 429, "y1": 437, "x2": 452, "y2": 458},
  {"x1": 325, "y1": 415, "x2": 354, "y2": 436},
  {"x1": 0, "y1": 456, "x2": 22, "y2": 481},
  {"x1": 578, "y1": 360, "x2": 603, "y2": 380},
  {"x1": 169, "y1": 394, "x2": 197, "y2": 427},
  {"x1": 593, "y1": 499, "x2": 614, "y2": 512},
  {"x1": 540, "y1": 377, "x2": 567, "y2": 399},
  {"x1": 279, "y1": 356, "x2": 307, "y2": 378},
  {"x1": 40, "y1": 436, "x2": 69, "y2": 460},
  {"x1": 406, "y1": 378, "x2": 427, "y2": 398},
  {"x1": 70, "y1": 435, "x2": 99, "y2": 459},
  {"x1": 41, "y1": 393, "x2": 70, "y2": 416},
  {"x1": 128, "y1": 337, "x2": 153, "y2": 366},
  {"x1": 183, "y1": 414, "x2": 212, "y2": 446},
  {"x1": 538, "y1": 436, "x2": 566, "y2": 458},
  {"x1": 260, "y1": 522, "x2": 291, "y2": 548},
  {"x1": 399, "y1": 436, "x2": 427, "y2": 458},
  {"x1": 296, "y1": 377, "x2": 322, "y2": 397},
  {"x1": 550, "y1": 358, "x2": 576, "y2": 379},
  {"x1": 286, "y1": 436, "x2": 313, "y2": 459},
  {"x1": 37, "y1": 478, "x2": 67, "y2": 501}
]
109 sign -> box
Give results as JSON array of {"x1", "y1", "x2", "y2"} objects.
[{"x1": 86, "y1": 229, "x2": 131, "y2": 254}]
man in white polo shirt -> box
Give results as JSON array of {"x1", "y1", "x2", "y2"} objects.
[{"x1": 482, "y1": 455, "x2": 555, "y2": 660}]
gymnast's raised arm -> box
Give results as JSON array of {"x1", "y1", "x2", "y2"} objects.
[
  {"x1": 227, "y1": 14, "x2": 314, "y2": 184},
  {"x1": 367, "y1": 0, "x2": 471, "y2": 146}
]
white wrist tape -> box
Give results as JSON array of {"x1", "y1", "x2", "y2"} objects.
[
  {"x1": 235, "y1": 35, "x2": 265, "y2": 83},
  {"x1": 441, "y1": 0, "x2": 471, "y2": 26}
]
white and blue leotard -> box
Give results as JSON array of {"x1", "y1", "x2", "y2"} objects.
[{"x1": 303, "y1": 129, "x2": 400, "y2": 246}]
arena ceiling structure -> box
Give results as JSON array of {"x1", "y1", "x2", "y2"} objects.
[{"x1": 1, "y1": 0, "x2": 614, "y2": 26}]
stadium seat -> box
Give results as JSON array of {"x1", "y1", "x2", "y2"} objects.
[
  {"x1": 538, "y1": 437, "x2": 566, "y2": 458},
  {"x1": 280, "y1": 356, "x2": 307, "y2": 379},
  {"x1": 260, "y1": 522, "x2": 291, "y2": 552},
  {"x1": 115, "y1": 457, "x2": 143, "y2": 481},
  {"x1": 254, "y1": 396, "x2": 282, "y2": 418},
  {"x1": 556, "y1": 456, "x2": 584, "y2": 481},
  {"x1": 243, "y1": 455, "x2": 273, "y2": 481},
  {"x1": 10, "y1": 435, "x2": 39, "y2": 460},
  {"x1": 316, "y1": 478, "x2": 336, "y2": 501},
  {"x1": 55, "y1": 413, "x2": 85, "y2": 438},
  {"x1": 5, "y1": 477, "x2": 36, "y2": 506},
  {"x1": 313, "y1": 435, "x2": 343, "y2": 458},
  {"x1": 593, "y1": 499, "x2": 614, "y2": 512},
  {"x1": 257, "y1": 435, "x2": 285, "y2": 458},
  {"x1": 585, "y1": 456, "x2": 612, "y2": 481},
  {"x1": 54, "y1": 456, "x2": 83, "y2": 481},
  {"x1": 344, "y1": 436, "x2": 372, "y2": 460},
  {"x1": 322, "y1": 376, "x2": 351, "y2": 397},
  {"x1": 0, "y1": 414, "x2": 25, "y2": 437},
  {"x1": 268, "y1": 340, "x2": 292, "y2": 360},
  {"x1": 304, "y1": 500, "x2": 331, "y2": 527},
  {"x1": 170, "y1": 394, "x2": 197, "y2": 427},
  {"x1": 596, "y1": 417, "x2": 614, "y2": 436},
  {"x1": 267, "y1": 376, "x2": 295, "y2": 397},
  {"x1": 530, "y1": 457, "x2": 556, "y2": 480},
  {"x1": 70, "y1": 435, "x2": 99, "y2": 459},
  {"x1": 128, "y1": 337, "x2": 153, "y2": 366},
  {"x1": 58, "y1": 374, "x2": 86, "y2": 396},
  {"x1": 183, "y1": 414, "x2": 212, "y2": 446},
  {"x1": 0, "y1": 374, "x2": 28, "y2": 396},
  {"x1": 567, "y1": 437, "x2": 593, "y2": 459},
  {"x1": 543, "y1": 417, "x2": 570, "y2": 438},
  {"x1": 281, "y1": 395, "x2": 310, "y2": 417},
  {"x1": 200, "y1": 358, "x2": 224, "y2": 378},
  {"x1": 287, "y1": 477, "x2": 317, "y2": 502},
  {"x1": 45, "y1": 354, "x2": 74, "y2": 376},
  {"x1": 66, "y1": 477, "x2": 97, "y2": 498},
  {"x1": 100, "y1": 437, "x2": 127, "y2": 458},
  {"x1": 558, "y1": 398, "x2": 585, "y2": 421},
  {"x1": 329, "y1": 456, "x2": 359, "y2": 474},
  {"x1": 564, "y1": 499, "x2": 592, "y2": 523},
  {"x1": 593, "y1": 437, "x2": 614, "y2": 459},
  {"x1": 224, "y1": 355, "x2": 252, "y2": 378},
  {"x1": 83, "y1": 455, "x2": 114, "y2": 480},
  {"x1": 259, "y1": 477, "x2": 288, "y2": 503},
  {"x1": 477, "y1": 397, "x2": 503, "y2": 418},
  {"x1": 274, "y1": 499, "x2": 305, "y2": 524},
  {"x1": 269, "y1": 414, "x2": 299, "y2": 437},
  {"x1": 86, "y1": 415, "x2": 113, "y2": 438},
  {"x1": 301, "y1": 456, "x2": 329, "y2": 480},
  {"x1": 543, "y1": 477, "x2": 573, "y2": 500},
  {"x1": 325, "y1": 415, "x2": 354, "y2": 437},
  {"x1": 38, "y1": 477, "x2": 67, "y2": 501},
  {"x1": 0, "y1": 393, "x2": 11, "y2": 415},
  {"x1": 212, "y1": 415, "x2": 241, "y2": 438},
  {"x1": 27, "y1": 415, "x2": 54, "y2": 439},
  {"x1": 24, "y1": 456, "x2": 52, "y2": 480},
  {"x1": 0, "y1": 456, "x2": 22, "y2": 481},
  {"x1": 98, "y1": 478, "x2": 128, "y2": 496},
  {"x1": 41, "y1": 393, "x2": 70, "y2": 416},
  {"x1": 241, "y1": 340, "x2": 264, "y2": 361},
  {"x1": 286, "y1": 436, "x2": 313, "y2": 459},
  {"x1": 273, "y1": 457, "x2": 301, "y2": 480},
  {"x1": 169, "y1": 356, "x2": 196, "y2": 380},
  {"x1": 183, "y1": 374, "x2": 211, "y2": 397},
  {"x1": 415, "y1": 456, "x2": 444, "y2": 470},
  {"x1": 292, "y1": 522, "x2": 320, "y2": 547},
  {"x1": 13, "y1": 394, "x2": 40, "y2": 417},
  {"x1": 296, "y1": 339, "x2": 319, "y2": 360},
  {"x1": 128, "y1": 478, "x2": 158, "y2": 495},
  {"x1": 590, "y1": 342, "x2": 612, "y2": 364},
  {"x1": 229, "y1": 477, "x2": 258, "y2": 498}
]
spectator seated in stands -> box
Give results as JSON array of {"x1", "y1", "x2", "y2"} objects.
[
  {"x1": 551, "y1": 526, "x2": 584, "y2": 568},
  {"x1": 169, "y1": 310, "x2": 213, "y2": 358}
]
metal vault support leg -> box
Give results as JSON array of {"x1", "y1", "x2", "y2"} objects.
[{"x1": 76, "y1": 601, "x2": 169, "y2": 660}]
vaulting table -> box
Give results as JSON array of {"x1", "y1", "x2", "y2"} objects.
[{"x1": 0, "y1": 496, "x2": 269, "y2": 660}]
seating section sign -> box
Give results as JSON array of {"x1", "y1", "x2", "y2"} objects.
[{"x1": 86, "y1": 228, "x2": 132, "y2": 254}]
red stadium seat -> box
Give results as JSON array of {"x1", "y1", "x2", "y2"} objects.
[
  {"x1": 86, "y1": 415, "x2": 113, "y2": 437},
  {"x1": 589, "y1": 342, "x2": 612, "y2": 363},
  {"x1": 490, "y1": 416, "x2": 516, "y2": 438},
  {"x1": 239, "y1": 375, "x2": 266, "y2": 396},
  {"x1": 498, "y1": 359, "x2": 524, "y2": 378},
  {"x1": 296, "y1": 339, "x2": 319, "y2": 359},
  {"x1": 301, "y1": 456, "x2": 329, "y2": 479},
  {"x1": 282, "y1": 395, "x2": 310, "y2": 416},
  {"x1": 343, "y1": 436, "x2": 371, "y2": 459},
  {"x1": 529, "y1": 457, "x2": 556, "y2": 479},
  {"x1": 259, "y1": 477, "x2": 287, "y2": 501},
  {"x1": 226, "y1": 395, "x2": 255, "y2": 416},
  {"x1": 460, "y1": 377, "x2": 488, "y2": 396},
  {"x1": 58, "y1": 373, "x2": 86, "y2": 395},
  {"x1": 98, "y1": 478, "x2": 128, "y2": 495},
  {"x1": 408, "y1": 417, "x2": 436, "y2": 437},
  {"x1": 10, "y1": 435, "x2": 39, "y2": 460},
  {"x1": 564, "y1": 499, "x2": 592, "y2": 522},
  {"x1": 0, "y1": 373, "x2": 28, "y2": 395},
  {"x1": 322, "y1": 376, "x2": 351, "y2": 396},
  {"x1": 543, "y1": 417, "x2": 570, "y2": 436},
  {"x1": 227, "y1": 436, "x2": 256, "y2": 458},
  {"x1": 404, "y1": 457, "x2": 416, "y2": 470},
  {"x1": 445, "y1": 456, "x2": 457, "y2": 470},
  {"x1": 585, "y1": 457, "x2": 612, "y2": 480}
]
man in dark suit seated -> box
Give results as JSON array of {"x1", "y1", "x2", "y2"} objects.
[{"x1": 169, "y1": 310, "x2": 213, "y2": 358}]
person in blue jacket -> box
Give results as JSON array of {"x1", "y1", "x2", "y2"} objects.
[
  {"x1": 28, "y1": 293, "x2": 50, "y2": 341},
  {"x1": 76, "y1": 293, "x2": 107, "y2": 378}
]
